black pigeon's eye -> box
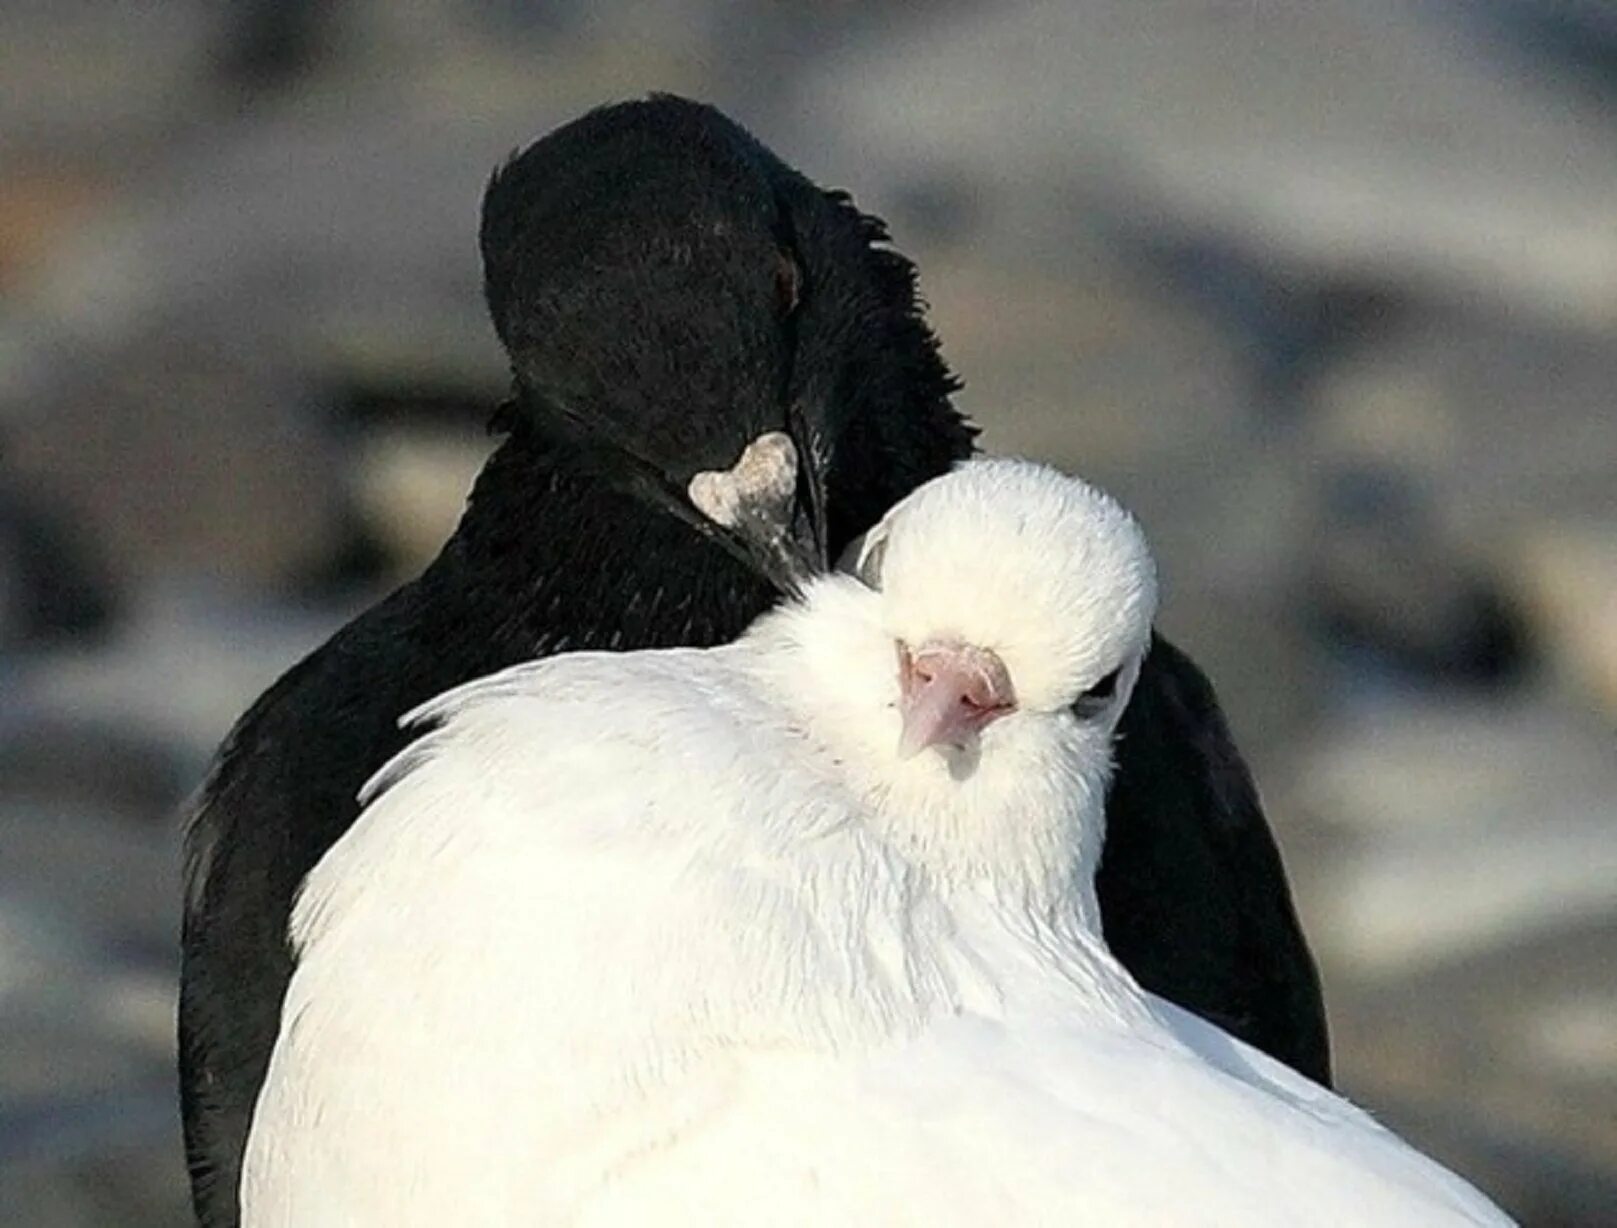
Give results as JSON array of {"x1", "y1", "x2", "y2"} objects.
[
  {"x1": 1078, "y1": 667, "x2": 1122, "y2": 706},
  {"x1": 774, "y1": 248, "x2": 802, "y2": 319}
]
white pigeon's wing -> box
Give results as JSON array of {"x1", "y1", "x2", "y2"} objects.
[
  {"x1": 241, "y1": 649, "x2": 752, "y2": 1224},
  {"x1": 577, "y1": 1010, "x2": 1512, "y2": 1228},
  {"x1": 241, "y1": 646, "x2": 925, "y2": 1226}
]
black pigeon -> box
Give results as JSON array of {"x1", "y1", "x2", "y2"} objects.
[{"x1": 179, "y1": 96, "x2": 1328, "y2": 1227}]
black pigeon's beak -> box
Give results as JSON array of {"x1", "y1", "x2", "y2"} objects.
[
  {"x1": 510, "y1": 387, "x2": 828, "y2": 599},
  {"x1": 686, "y1": 420, "x2": 828, "y2": 596}
]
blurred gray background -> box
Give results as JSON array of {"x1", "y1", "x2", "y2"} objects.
[{"x1": 2, "y1": 1, "x2": 1616, "y2": 1224}]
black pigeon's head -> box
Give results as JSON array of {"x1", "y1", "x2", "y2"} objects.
[{"x1": 479, "y1": 95, "x2": 972, "y2": 592}]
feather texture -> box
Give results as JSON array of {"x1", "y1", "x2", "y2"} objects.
[{"x1": 243, "y1": 463, "x2": 1504, "y2": 1226}]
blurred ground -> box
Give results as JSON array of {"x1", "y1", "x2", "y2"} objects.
[{"x1": 2, "y1": 2, "x2": 1615, "y2": 1224}]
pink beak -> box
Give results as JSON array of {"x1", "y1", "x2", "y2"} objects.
[{"x1": 897, "y1": 641, "x2": 1016, "y2": 759}]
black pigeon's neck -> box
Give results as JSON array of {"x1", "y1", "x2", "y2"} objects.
[{"x1": 419, "y1": 430, "x2": 779, "y2": 660}]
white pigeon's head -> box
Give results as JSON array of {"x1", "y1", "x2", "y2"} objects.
[
  {"x1": 750, "y1": 457, "x2": 1157, "y2": 901},
  {"x1": 852, "y1": 457, "x2": 1158, "y2": 762}
]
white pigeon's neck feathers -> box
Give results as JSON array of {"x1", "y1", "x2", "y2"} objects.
[
  {"x1": 745, "y1": 458, "x2": 1158, "y2": 921},
  {"x1": 744, "y1": 579, "x2": 1104, "y2": 921}
]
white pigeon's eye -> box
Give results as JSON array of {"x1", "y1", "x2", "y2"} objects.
[
  {"x1": 1073, "y1": 666, "x2": 1122, "y2": 717},
  {"x1": 1081, "y1": 667, "x2": 1121, "y2": 703}
]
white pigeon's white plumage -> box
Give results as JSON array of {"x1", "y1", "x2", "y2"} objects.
[{"x1": 242, "y1": 458, "x2": 1512, "y2": 1227}]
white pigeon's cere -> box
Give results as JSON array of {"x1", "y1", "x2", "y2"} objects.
[{"x1": 241, "y1": 458, "x2": 1512, "y2": 1227}]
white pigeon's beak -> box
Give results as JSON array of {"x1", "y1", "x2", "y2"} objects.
[{"x1": 896, "y1": 641, "x2": 1016, "y2": 760}]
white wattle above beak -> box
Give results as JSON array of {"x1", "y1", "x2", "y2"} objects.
[{"x1": 896, "y1": 641, "x2": 1016, "y2": 760}]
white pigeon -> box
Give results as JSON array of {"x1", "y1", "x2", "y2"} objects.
[{"x1": 242, "y1": 458, "x2": 1512, "y2": 1227}]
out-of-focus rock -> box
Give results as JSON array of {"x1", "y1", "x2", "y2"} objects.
[
  {"x1": 0, "y1": 719, "x2": 187, "y2": 827},
  {"x1": 1289, "y1": 694, "x2": 1617, "y2": 978},
  {"x1": 0, "y1": 484, "x2": 119, "y2": 650},
  {"x1": 1303, "y1": 463, "x2": 1526, "y2": 686},
  {"x1": 0, "y1": 804, "x2": 186, "y2": 1228},
  {"x1": 0, "y1": 82, "x2": 637, "y2": 596},
  {"x1": 0, "y1": 3, "x2": 213, "y2": 164},
  {"x1": 5, "y1": 327, "x2": 347, "y2": 593},
  {"x1": 26, "y1": 583, "x2": 351, "y2": 761},
  {"x1": 1505, "y1": 518, "x2": 1617, "y2": 718},
  {"x1": 0, "y1": 156, "x2": 107, "y2": 295},
  {"x1": 1307, "y1": 306, "x2": 1617, "y2": 531},
  {"x1": 790, "y1": 0, "x2": 1617, "y2": 327},
  {"x1": 1100, "y1": 232, "x2": 1406, "y2": 414},
  {"x1": 1, "y1": 52, "x2": 705, "y2": 390},
  {"x1": 1304, "y1": 304, "x2": 1617, "y2": 700},
  {"x1": 213, "y1": 0, "x2": 334, "y2": 96},
  {"x1": 1, "y1": 801, "x2": 176, "y2": 965},
  {"x1": 1473, "y1": 0, "x2": 1617, "y2": 89},
  {"x1": 0, "y1": 1128, "x2": 191, "y2": 1228}
]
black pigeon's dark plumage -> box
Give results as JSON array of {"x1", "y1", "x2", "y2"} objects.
[{"x1": 179, "y1": 96, "x2": 1327, "y2": 1227}]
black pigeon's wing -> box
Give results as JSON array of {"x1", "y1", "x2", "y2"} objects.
[{"x1": 1096, "y1": 633, "x2": 1332, "y2": 1087}]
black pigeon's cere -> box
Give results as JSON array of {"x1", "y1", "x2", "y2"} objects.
[{"x1": 178, "y1": 95, "x2": 1326, "y2": 1228}]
